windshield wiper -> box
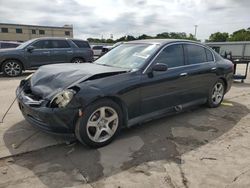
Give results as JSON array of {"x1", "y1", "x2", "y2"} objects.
[{"x1": 95, "y1": 63, "x2": 115, "y2": 67}]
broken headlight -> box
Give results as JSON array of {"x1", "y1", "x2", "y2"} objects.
[{"x1": 50, "y1": 89, "x2": 76, "y2": 108}]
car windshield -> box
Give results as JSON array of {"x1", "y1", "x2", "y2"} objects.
[
  {"x1": 16, "y1": 39, "x2": 36, "y2": 49},
  {"x1": 95, "y1": 43, "x2": 159, "y2": 69}
]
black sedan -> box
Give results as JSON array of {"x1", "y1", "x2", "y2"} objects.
[{"x1": 17, "y1": 39, "x2": 234, "y2": 148}]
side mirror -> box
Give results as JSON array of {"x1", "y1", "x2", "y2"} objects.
[
  {"x1": 26, "y1": 46, "x2": 34, "y2": 52},
  {"x1": 152, "y1": 63, "x2": 168, "y2": 72}
]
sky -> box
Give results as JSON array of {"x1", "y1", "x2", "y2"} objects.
[{"x1": 0, "y1": 0, "x2": 250, "y2": 41}]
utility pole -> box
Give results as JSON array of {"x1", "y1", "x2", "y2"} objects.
[{"x1": 194, "y1": 25, "x2": 198, "y2": 38}]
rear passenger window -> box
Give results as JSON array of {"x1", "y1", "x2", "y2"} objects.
[
  {"x1": 72, "y1": 40, "x2": 90, "y2": 48},
  {"x1": 205, "y1": 49, "x2": 214, "y2": 62},
  {"x1": 50, "y1": 40, "x2": 70, "y2": 48},
  {"x1": 154, "y1": 44, "x2": 184, "y2": 68},
  {"x1": 185, "y1": 44, "x2": 207, "y2": 64}
]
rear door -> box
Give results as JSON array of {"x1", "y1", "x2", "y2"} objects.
[
  {"x1": 71, "y1": 40, "x2": 93, "y2": 62},
  {"x1": 49, "y1": 39, "x2": 71, "y2": 63},
  {"x1": 180, "y1": 43, "x2": 217, "y2": 103}
]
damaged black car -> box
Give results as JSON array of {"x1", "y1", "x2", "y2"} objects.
[{"x1": 16, "y1": 39, "x2": 234, "y2": 147}]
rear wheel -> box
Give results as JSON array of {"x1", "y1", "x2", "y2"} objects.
[
  {"x1": 71, "y1": 58, "x2": 85, "y2": 64},
  {"x1": 75, "y1": 99, "x2": 122, "y2": 148},
  {"x1": 2, "y1": 60, "x2": 23, "y2": 77},
  {"x1": 207, "y1": 79, "x2": 225, "y2": 108}
]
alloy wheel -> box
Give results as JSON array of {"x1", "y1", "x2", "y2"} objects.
[
  {"x1": 86, "y1": 106, "x2": 119, "y2": 143},
  {"x1": 73, "y1": 59, "x2": 83, "y2": 63},
  {"x1": 4, "y1": 61, "x2": 21, "y2": 76},
  {"x1": 211, "y1": 82, "x2": 224, "y2": 105}
]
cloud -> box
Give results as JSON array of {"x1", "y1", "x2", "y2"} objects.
[{"x1": 0, "y1": 0, "x2": 249, "y2": 40}]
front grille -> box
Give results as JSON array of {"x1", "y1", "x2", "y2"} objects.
[
  {"x1": 22, "y1": 81, "x2": 43, "y2": 101},
  {"x1": 21, "y1": 85, "x2": 44, "y2": 107},
  {"x1": 25, "y1": 92, "x2": 42, "y2": 101}
]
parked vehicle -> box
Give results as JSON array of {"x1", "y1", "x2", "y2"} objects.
[
  {"x1": 101, "y1": 46, "x2": 113, "y2": 56},
  {"x1": 17, "y1": 39, "x2": 234, "y2": 148},
  {"x1": 0, "y1": 41, "x2": 21, "y2": 49},
  {"x1": 206, "y1": 41, "x2": 250, "y2": 82},
  {"x1": 0, "y1": 37, "x2": 93, "y2": 77},
  {"x1": 92, "y1": 45, "x2": 103, "y2": 57},
  {"x1": 206, "y1": 41, "x2": 250, "y2": 60}
]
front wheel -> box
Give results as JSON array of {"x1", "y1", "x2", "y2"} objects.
[
  {"x1": 75, "y1": 99, "x2": 122, "y2": 148},
  {"x1": 71, "y1": 58, "x2": 85, "y2": 64},
  {"x1": 207, "y1": 79, "x2": 225, "y2": 108},
  {"x1": 2, "y1": 60, "x2": 23, "y2": 77}
]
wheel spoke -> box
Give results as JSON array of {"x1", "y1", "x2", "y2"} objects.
[
  {"x1": 212, "y1": 92, "x2": 216, "y2": 99},
  {"x1": 216, "y1": 95, "x2": 221, "y2": 103},
  {"x1": 94, "y1": 129, "x2": 102, "y2": 141},
  {"x1": 104, "y1": 126, "x2": 113, "y2": 136},
  {"x1": 99, "y1": 107, "x2": 106, "y2": 118},
  {"x1": 88, "y1": 121, "x2": 98, "y2": 128},
  {"x1": 217, "y1": 84, "x2": 222, "y2": 92},
  {"x1": 106, "y1": 113, "x2": 118, "y2": 123}
]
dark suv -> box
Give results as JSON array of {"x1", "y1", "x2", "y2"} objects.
[{"x1": 0, "y1": 37, "x2": 93, "y2": 77}]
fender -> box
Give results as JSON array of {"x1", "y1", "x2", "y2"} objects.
[{"x1": 0, "y1": 51, "x2": 29, "y2": 70}]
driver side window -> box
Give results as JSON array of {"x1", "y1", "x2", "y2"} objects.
[
  {"x1": 154, "y1": 44, "x2": 184, "y2": 68},
  {"x1": 32, "y1": 40, "x2": 50, "y2": 49}
]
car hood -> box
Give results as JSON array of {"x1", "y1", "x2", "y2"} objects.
[
  {"x1": 30, "y1": 63, "x2": 129, "y2": 99},
  {"x1": 0, "y1": 48, "x2": 20, "y2": 53}
]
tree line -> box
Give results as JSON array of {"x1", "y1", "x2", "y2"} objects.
[
  {"x1": 87, "y1": 32, "x2": 196, "y2": 43},
  {"x1": 87, "y1": 28, "x2": 250, "y2": 43},
  {"x1": 207, "y1": 28, "x2": 250, "y2": 42}
]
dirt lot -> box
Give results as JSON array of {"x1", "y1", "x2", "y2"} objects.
[{"x1": 0, "y1": 69, "x2": 250, "y2": 188}]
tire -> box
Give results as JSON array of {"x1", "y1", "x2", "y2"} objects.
[
  {"x1": 71, "y1": 58, "x2": 85, "y2": 64},
  {"x1": 75, "y1": 99, "x2": 123, "y2": 148},
  {"x1": 2, "y1": 60, "x2": 23, "y2": 77},
  {"x1": 207, "y1": 79, "x2": 225, "y2": 108}
]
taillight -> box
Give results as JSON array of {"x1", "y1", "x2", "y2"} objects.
[{"x1": 230, "y1": 62, "x2": 234, "y2": 72}]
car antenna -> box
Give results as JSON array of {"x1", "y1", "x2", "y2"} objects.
[
  {"x1": 0, "y1": 96, "x2": 17, "y2": 123},
  {"x1": 0, "y1": 81, "x2": 28, "y2": 124}
]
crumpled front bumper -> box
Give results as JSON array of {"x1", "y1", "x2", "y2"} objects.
[{"x1": 16, "y1": 87, "x2": 79, "y2": 134}]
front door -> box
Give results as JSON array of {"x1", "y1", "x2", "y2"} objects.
[
  {"x1": 25, "y1": 40, "x2": 53, "y2": 67},
  {"x1": 140, "y1": 44, "x2": 188, "y2": 115}
]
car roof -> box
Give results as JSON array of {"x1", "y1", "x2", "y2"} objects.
[
  {"x1": 125, "y1": 39, "x2": 201, "y2": 46},
  {"x1": 0, "y1": 41, "x2": 21, "y2": 44},
  {"x1": 32, "y1": 37, "x2": 88, "y2": 42}
]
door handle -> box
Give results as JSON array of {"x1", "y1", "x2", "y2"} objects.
[
  {"x1": 211, "y1": 67, "x2": 217, "y2": 71},
  {"x1": 180, "y1": 72, "x2": 188, "y2": 77}
]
